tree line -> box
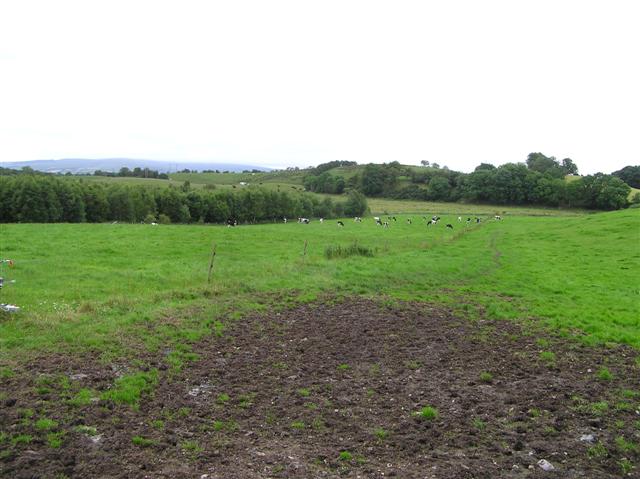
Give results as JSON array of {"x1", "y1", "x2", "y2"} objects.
[
  {"x1": 0, "y1": 175, "x2": 368, "y2": 224},
  {"x1": 303, "y1": 154, "x2": 632, "y2": 210}
]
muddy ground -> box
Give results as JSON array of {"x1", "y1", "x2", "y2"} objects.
[{"x1": 1, "y1": 299, "x2": 639, "y2": 478}]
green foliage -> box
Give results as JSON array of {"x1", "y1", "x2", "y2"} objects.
[
  {"x1": 597, "y1": 367, "x2": 614, "y2": 381},
  {"x1": 374, "y1": 428, "x2": 388, "y2": 440},
  {"x1": 479, "y1": 372, "x2": 493, "y2": 383},
  {"x1": 612, "y1": 165, "x2": 640, "y2": 189},
  {"x1": 473, "y1": 418, "x2": 487, "y2": 430},
  {"x1": 539, "y1": 351, "x2": 556, "y2": 364},
  {"x1": 216, "y1": 393, "x2": 230, "y2": 404},
  {"x1": 101, "y1": 370, "x2": 158, "y2": 406},
  {"x1": 338, "y1": 451, "x2": 353, "y2": 461},
  {"x1": 290, "y1": 420, "x2": 305, "y2": 430},
  {"x1": 35, "y1": 418, "x2": 58, "y2": 431},
  {"x1": 324, "y1": 242, "x2": 374, "y2": 259},
  {"x1": 47, "y1": 432, "x2": 64, "y2": 448},
  {"x1": 68, "y1": 388, "x2": 94, "y2": 407},
  {"x1": 416, "y1": 406, "x2": 439, "y2": 420},
  {"x1": 587, "y1": 442, "x2": 608, "y2": 459},
  {"x1": 11, "y1": 434, "x2": 32, "y2": 446},
  {"x1": 132, "y1": 435, "x2": 156, "y2": 447},
  {"x1": 297, "y1": 388, "x2": 311, "y2": 397}
]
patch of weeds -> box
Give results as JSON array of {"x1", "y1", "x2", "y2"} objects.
[
  {"x1": 297, "y1": 388, "x2": 311, "y2": 397},
  {"x1": 216, "y1": 393, "x2": 230, "y2": 405},
  {"x1": 212, "y1": 419, "x2": 237, "y2": 432},
  {"x1": 290, "y1": 421, "x2": 305, "y2": 430},
  {"x1": 338, "y1": 451, "x2": 353, "y2": 461},
  {"x1": 337, "y1": 363, "x2": 350, "y2": 371},
  {"x1": 11, "y1": 434, "x2": 32, "y2": 446},
  {"x1": 368, "y1": 363, "x2": 381, "y2": 375},
  {"x1": 47, "y1": 432, "x2": 64, "y2": 448},
  {"x1": 635, "y1": 420, "x2": 640, "y2": 430},
  {"x1": 614, "y1": 420, "x2": 625, "y2": 429},
  {"x1": 615, "y1": 402, "x2": 633, "y2": 412},
  {"x1": 325, "y1": 242, "x2": 374, "y2": 260},
  {"x1": 374, "y1": 428, "x2": 388, "y2": 440},
  {"x1": 597, "y1": 367, "x2": 614, "y2": 381},
  {"x1": 539, "y1": 351, "x2": 556, "y2": 365},
  {"x1": 479, "y1": 372, "x2": 493, "y2": 383},
  {"x1": 75, "y1": 425, "x2": 97, "y2": 436},
  {"x1": 35, "y1": 418, "x2": 58, "y2": 431},
  {"x1": 590, "y1": 401, "x2": 609, "y2": 415},
  {"x1": 178, "y1": 407, "x2": 191, "y2": 417},
  {"x1": 615, "y1": 436, "x2": 638, "y2": 453},
  {"x1": 150, "y1": 420, "x2": 164, "y2": 429},
  {"x1": 405, "y1": 360, "x2": 421, "y2": 370},
  {"x1": 101, "y1": 370, "x2": 158, "y2": 407},
  {"x1": 238, "y1": 393, "x2": 256, "y2": 409},
  {"x1": 620, "y1": 389, "x2": 639, "y2": 399},
  {"x1": 272, "y1": 361, "x2": 287, "y2": 370},
  {"x1": 619, "y1": 459, "x2": 634, "y2": 475},
  {"x1": 0, "y1": 367, "x2": 15, "y2": 378},
  {"x1": 0, "y1": 432, "x2": 7, "y2": 444},
  {"x1": 543, "y1": 426, "x2": 558, "y2": 436},
  {"x1": 415, "y1": 406, "x2": 439, "y2": 420},
  {"x1": 587, "y1": 442, "x2": 608, "y2": 459},
  {"x1": 311, "y1": 417, "x2": 325, "y2": 430},
  {"x1": 68, "y1": 388, "x2": 94, "y2": 407},
  {"x1": 132, "y1": 435, "x2": 156, "y2": 447},
  {"x1": 180, "y1": 440, "x2": 204, "y2": 456},
  {"x1": 473, "y1": 418, "x2": 487, "y2": 431},
  {"x1": 366, "y1": 388, "x2": 375, "y2": 398},
  {"x1": 305, "y1": 402, "x2": 318, "y2": 410},
  {"x1": 528, "y1": 408, "x2": 541, "y2": 418},
  {"x1": 212, "y1": 320, "x2": 225, "y2": 337},
  {"x1": 536, "y1": 338, "x2": 550, "y2": 348}
]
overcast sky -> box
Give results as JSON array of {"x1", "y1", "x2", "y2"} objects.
[{"x1": 1, "y1": 1, "x2": 638, "y2": 174}]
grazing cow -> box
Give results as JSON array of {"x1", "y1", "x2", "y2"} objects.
[
  {"x1": 374, "y1": 216, "x2": 382, "y2": 226},
  {"x1": 226, "y1": 218, "x2": 238, "y2": 227},
  {"x1": 466, "y1": 217, "x2": 471, "y2": 225},
  {"x1": 407, "y1": 218, "x2": 412, "y2": 225},
  {"x1": 392, "y1": 216, "x2": 397, "y2": 222},
  {"x1": 495, "y1": 215, "x2": 502, "y2": 221},
  {"x1": 446, "y1": 224, "x2": 453, "y2": 229},
  {"x1": 458, "y1": 216, "x2": 462, "y2": 222},
  {"x1": 354, "y1": 216, "x2": 362, "y2": 222},
  {"x1": 337, "y1": 221, "x2": 344, "y2": 227},
  {"x1": 383, "y1": 221, "x2": 390, "y2": 228},
  {"x1": 299, "y1": 218, "x2": 310, "y2": 224},
  {"x1": 319, "y1": 218, "x2": 324, "y2": 223},
  {"x1": 151, "y1": 222, "x2": 158, "y2": 226},
  {"x1": 476, "y1": 217, "x2": 480, "y2": 223},
  {"x1": 283, "y1": 217, "x2": 287, "y2": 223}
]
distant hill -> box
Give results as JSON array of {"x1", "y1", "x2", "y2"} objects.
[{"x1": 0, "y1": 158, "x2": 271, "y2": 174}]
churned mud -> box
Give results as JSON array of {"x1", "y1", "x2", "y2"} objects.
[{"x1": 1, "y1": 299, "x2": 639, "y2": 478}]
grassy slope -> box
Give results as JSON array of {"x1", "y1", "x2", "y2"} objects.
[{"x1": 1, "y1": 207, "x2": 638, "y2": 361}]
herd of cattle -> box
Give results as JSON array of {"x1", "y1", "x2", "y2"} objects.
[{"x1": 225, "y1": 215, "x2": 503, "y2": 228}]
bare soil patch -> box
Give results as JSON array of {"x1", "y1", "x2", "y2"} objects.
[{"x1": 1, "y1": 299, "x2": 639, "y2": 478}]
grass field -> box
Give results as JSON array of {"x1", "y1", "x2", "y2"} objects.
[
  {"x1": 1, "y1": 208, "x2": 638, "y2": 360},
  {"x1": 1, "y1": 207, "x2": 639, "y2": 477}
]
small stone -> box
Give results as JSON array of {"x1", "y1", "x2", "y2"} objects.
[
  {"x1": 579, "y1": 434, "x2": 596, "y2": 444},
  {"x1": 538, "y1": 459, "x2": 555, "y2": 471}
]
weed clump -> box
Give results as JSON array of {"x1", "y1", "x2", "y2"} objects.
[
  {"x1": 415, "y1": 406, "x2": 439, "y2": 420},
  {"x1": 325, "y1": 242, "x2": 374, "y2": 260}
]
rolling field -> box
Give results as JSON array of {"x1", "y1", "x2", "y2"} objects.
[{"x1": 1, "y1": 207, "x2": 639, "y2": 477}]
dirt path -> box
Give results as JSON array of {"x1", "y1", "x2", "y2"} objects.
[{"x1": 1, "y1": 299, "x2": 639, "y2": 478}]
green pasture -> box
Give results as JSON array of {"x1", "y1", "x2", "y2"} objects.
[{"x1": 0, "y1": 208, "x2": 638, "y2": 363}]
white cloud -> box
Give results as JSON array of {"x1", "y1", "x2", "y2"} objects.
[{"x1": 1, "y1": 0, "x2": 638, "y2": 173}]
